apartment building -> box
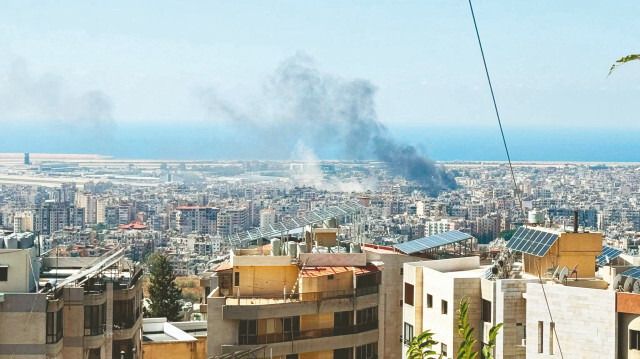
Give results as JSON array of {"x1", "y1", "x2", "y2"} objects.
[
  {"x1": 207, "y1": 231, "x2": 382, "y2": 358},
  {"x1": 0, "y1": 238, "x2": 143, "y2": 359},
  {"x1": 177, "y1": 206, "x2": 219, "y2": 234},
  {"x1": 401, "y1": 226, "x2": 615, "y2": 359},
  {"x1": 217, "y1": 207, "x2": 250, "y2": 237}
]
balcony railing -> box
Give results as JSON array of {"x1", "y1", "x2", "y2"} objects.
[
  {"x1": 241, "y1": 321, "x2": 378, "y2": 345},
  {"x1": 226, "y1": 286, "x2": 379, "y2": 306}
]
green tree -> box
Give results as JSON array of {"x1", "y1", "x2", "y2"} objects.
[
  {"x1": 406, "y1": 330, "x2": 442, "y2": 359},
  {"x1": 457, "y1": 297, "x2": 503, "y2": 359},
  {"x1": 146, "y1": 252, "x2": 163, "y2": 276},
  {"x1": 147, "y1": 254, "x2": 183, "y2": 321},
  {"x1": 500, "y1": 229, "x2": 517, "y2": 241},
  {"x1": 609, "y1": 54, "x2": 640, "y2": 75}
]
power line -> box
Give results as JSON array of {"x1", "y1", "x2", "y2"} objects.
[
  {"x1": 467, "y1": 0, "x2": 523, "y2": 219},
  {"x1": 467, "y1": 1, "x2": 563, "y2": 358}
]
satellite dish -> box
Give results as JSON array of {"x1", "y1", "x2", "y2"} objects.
[
  {"x1": 613, "y1": 274, "x2": 623, "y2": 290},
  {"x1": 633, "y1": 281, "x2": 640, "y2": 294},
  {"x1": 491, "y1": 266, "x2": 499, "y2": 275},
  {"x1": 558, "y1": 267, "x2": 569, "y2": 284},
  {"x1": 552, "y1": 266, "x2": 561, "y2": 279},
  {"x1": 624, "y1": 277, "x2": 635, "y2": 292}
]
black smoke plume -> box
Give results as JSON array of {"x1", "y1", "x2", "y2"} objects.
[{"x1": 203, "y1": 53, "x2": 456, "y2": 194}]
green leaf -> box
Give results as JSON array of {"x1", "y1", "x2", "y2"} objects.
[{"x1": 609, "y1": 54, "x2": 640, "y2": 76}]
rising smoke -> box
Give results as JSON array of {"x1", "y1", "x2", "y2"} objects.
[
  {"x1": 0, "y1": 59, "x2": 115, "y2": 138},
  {"x1": 203, "y1": 53, "x2": 456, "y2": 194}
]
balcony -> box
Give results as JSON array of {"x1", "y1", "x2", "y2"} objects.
[
  {"x1": 223, "y1": 286, "x2": 379, "y2": 320},
  {"x1": 221, "y1": 324, "x2": 378, "y2": 357},
  {"x1": 251, "y1": 321, "x2": 378, "y2": 344}
]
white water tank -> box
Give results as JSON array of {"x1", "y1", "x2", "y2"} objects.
[
  {"x1": 298, "y1": 243, "x2": 307, "y2": 254},
  {"x1": 18, "y1": 234, "x2": 34, "y2": 249},
  {"x1": 4, "y1": 236, "x2": 18, "y2": 249},
  {"x1": 350, "y1": 243, "x2": 361, "y2": 253},
  {"x1": 528, "y1": 210, "x2": 544, "y2": 225},
  {"x1": 270, "y1": 238, "x2": 281, "y2": 256},
  {"x1": 287, "y1": 241, "x2": 297, "y2": 258}
]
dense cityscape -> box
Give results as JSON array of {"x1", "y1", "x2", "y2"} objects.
[{"x1": 1, "y1": 153, "x2": 640, "y2": 358}]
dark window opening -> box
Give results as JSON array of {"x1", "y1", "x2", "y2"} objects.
[
  {"x1": 426, "y1": 294, "x2": 433, "y2": 308},
  {"x1": 356, "y1": 307, "x2": 378, "y2": 332},
  {"x1": 234, "y1": 272, "x2": 240, "y2": 286},
  {"x1": 334, "y1": 348, "x2": 353, "y2": 359},
  {"x1": 631, "y1": 329, "x2": 640, "y2": 350},
  {"x1": 356, "y1": 342, "x2": 377, "y2": 359},
  {"x1": 84, "y1": 304, "x2": 106, "y2": 336},
  {"x1": 0, "y1": 266, "x2": 7, "y2": 281},
  {"x1": 441, "y1": 300, "x2": 448, "y2": 315},
  {"x1": 403, "y1": 322, "x2": 414, "y2": 345},
  {"x1": 404, "y1": 283, "x2": 414, "y2": 306},
  {"x1": 46, "y1": 308, "x2": 64, "y2": 343},
  {"x1": 238, "y1": 320, "x2": 257, "y2": 345},
  {"x1": 482, "y1": 299, "x2": 492, "y2": 322}
]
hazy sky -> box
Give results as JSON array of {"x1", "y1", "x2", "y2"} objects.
[{"x1": 0, "y1": 1, "x2": 639, "y2": 159}]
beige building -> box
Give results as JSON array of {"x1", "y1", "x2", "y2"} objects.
[
  {"x1": 0, "y1": 240, "x2": 143, "y2": 359},
  {"x1": 401, "y1": 226, "x2": 620, "y2": 359},
  {"x1": 205, "y1": 222, "x2": 423, "y2": 359}
]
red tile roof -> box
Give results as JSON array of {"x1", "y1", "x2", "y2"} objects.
[{"x1": 214, "y1": 261, "x2": 232, "y2": 272}]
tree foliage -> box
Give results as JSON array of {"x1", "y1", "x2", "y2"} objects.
[
  {"x1": 406, "y1": 330, "x2": 442, "y2": 359},
  {"x1": 147, "y1": 254, "x2": 183, "y2": 321},
  {"x1": 457, "y1": 298, "x2": 478, "y2": 359},
  {"x1": 609, "y1": 54, "x2": 640, "y2": 75}
]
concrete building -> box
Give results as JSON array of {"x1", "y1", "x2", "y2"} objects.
[
  {"x1": 259, "y1": 208, "x2": 277, "y2": 228},
  {"x1": 177, "y1": 206, "x2": 219, "y2": 235},
  {"x1": 207, "y1": 230, "x2": 382, "y2": 358},
  {"x1": 401, "y1": 226, "x2": 613, "y2": 359},
  {"x1": 0, "y1": 242, "x2": 143, "y2": 359},
  {"x1": 13, "y1": 211, "x2": 34, "y2": 233},
  {"x1": 141, "y1": 318, "x2": 207, "y2": 359}
]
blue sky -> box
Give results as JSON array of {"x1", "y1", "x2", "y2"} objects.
[{"x1": 0, "y1": 1, "x2": 639, "y2": 159}]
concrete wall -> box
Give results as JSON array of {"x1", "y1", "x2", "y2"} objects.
[
  {"x1": 493, "y1": 279, "x2": 536, "y2": 359},
  {"x1": 207, "y1": 289, "x2": 237, "y2": 358},
  {"x1": 0, "y1": 248, "x2": 38, "y2": 293},
  {"x1": 233, "y1": 265, "x2": 298, "y2": 297},
  {"x1": 141, "y1": 340, "x2": 202, "y2": 359},
  {"x1": 0, "y1": 293, "x2": 48, "y2": 358},
  {"x1": 525, "y1": 283, "x2": 616, "y2": 358},
  {"x1": 365, "y1": 250, "x2": 424, "y2": 359}
]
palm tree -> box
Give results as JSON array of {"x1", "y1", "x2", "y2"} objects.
[{"x1": 609, "y1": 54, "x2": 640, "y2": 75}]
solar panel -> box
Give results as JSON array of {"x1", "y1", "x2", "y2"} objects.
[
  {"x1": 622, "y1": 267, "x2": 640, "y2": 280},
  {"x1": 394, "y1": 230, "x2": 473, "y2": 254},
  {"x1": 226, "y1": 201, "x2": 364, "y2": 246},
  {"x1": 506, "y1": 227, "x2": 559, "y2": 257},
  {"x1": 597, "y1": 246, "x2": 623, "y2": 266}
]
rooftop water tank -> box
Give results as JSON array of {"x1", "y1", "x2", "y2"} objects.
[
  {"x1": 4, "y1": 236, "x2": 18, "y2": 249},
  {"x1": 528, "y1": 210, "x2": 544, "y2": 225},
  {"x1": 350, "y1": 243, "x2": 361, "y2": 253},
  {"x1": 297, "y1": 243, "x2": 307, "y2": 255},
  {"x1": 270, "y1": 238, "x2": 281, "y2": 256},
  {"x1": 287, "y1": 241, "x2": 297, "y2": 258},
  {"x1": 18, "y1": 234, "x2": 34, "y2": 249}
]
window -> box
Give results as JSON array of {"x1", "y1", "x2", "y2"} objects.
[
  {"x1": 400, "y1": 300, "x2": 403, "y2": 307},
  {"x1": 631, "y1": 330, "x2": 640, "y2": 350},
  {"x1": 334, "y1": 348, "x2": 353, "y2": 359},
  {"x1": 84, "y1": 304, "x2": 106, "y2": 336},
  {"x1": 46, "y1": 308, "x2": 64, "y2": 343},
  {"x1": 286, "y1": 355, "x2": 299, "y2": 359},
  {"x1": 400, "y1": 268, "x2": 403, "y2": 275},
  {"x1": 549, "y1": 322, "x2": 555, "y2": 355},
  {"x1": 538, "y1": 321, "x2": 544, "y2": 353},
  {"x1": 328, "y1": 274, "x2": 335, "y2": 280},
  {"x1": 441, "y1": 300, "x2": 448, "y2": 315},
  {"x1": 282, "y1": 316, "x2": 300, "y2": 340},
  {"x1": 238, "y1": 320, "x2": 257, "y2": 344},
  {"x1": 357, "y1": 307, "x2": 378, "y2": 332},
  {"x1": 335, "y1": 311, "x2": 353, "y2": 335},
  {"x1": 482, "y1": 299, "x2": 491, "y2": 322},
  {"x1": 441, "y1": 343, "x2": 448, "y2": 357},
  {"x1": 0, "y1": 266, "x2": 7, "y2": 281},
  {"x1": 426, "y1": 294, "x2": 433, "y2": 308},
  {"x1": 404, "y1": 323, "x2": 414, "y2": 345},
  {"x1": 114, "y1": 299, "x2": 135, "y2": 329},
  {"x1": 234, "y1": 271, "x2": 240, "y2": 286},
  {"x1": 356, "y1": 342, "x2": 377, "y2": 359},
  {"x1": 404, "y1": 283, "x2": 414, "y2": 306}
]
